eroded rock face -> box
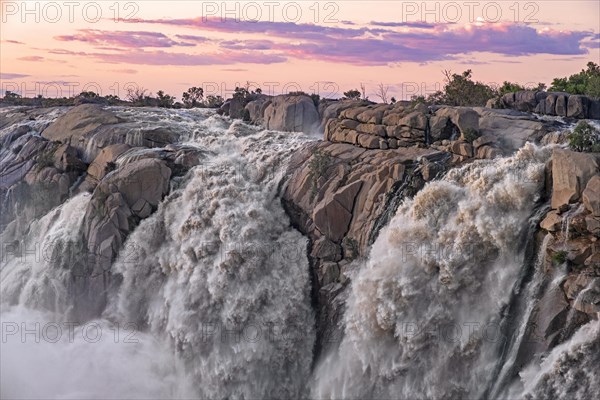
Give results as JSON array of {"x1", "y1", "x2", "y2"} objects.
[
  {"x1": 550, "y1": 149, "x2": 600, "y2": 210},
  {"x1": 42, "y1": 104, "x2": 121, "y2": 144},
  {"x1": 76, "y1": 158, "x2": 172, "y2": 318},
  {"x1": 263, "y1": 95, "x2": 320, "y2": 133}
]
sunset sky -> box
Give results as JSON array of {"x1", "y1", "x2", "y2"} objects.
[{"x1": 1, "y1": 0, "x2": 599, "y2": 101}]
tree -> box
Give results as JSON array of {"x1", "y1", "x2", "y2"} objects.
[
  {"x1": 182, "y1": 86, "x2": 204, "y2": 108},
  {"x1": 343, "y1": 89, "x2": 361, "y2": 100},
  {"x1": 126, "y1": 86, "x2": 148, "y2": 105},
  {"x1": 550, "y1": 62, "x2": 600, "y2": 98},
  {"x1": 568, "y1": 121, "x2": 600, "y2": 152},
  {"x1": 156, "y1": 90, "x2": 175, "y2": 108},
  {"x1": 426, "y1": 69, "x2": 496, "y2": 107},
  {"x1": 360, "y1": 83, "x2": 368, "y2": 100},
  {"x1": 390, "y1": 97, "x2": 397, "y2": 104},
  {"x1": 375, "y1": 83, "x2": 390, "y2": 103},
  {"x1": 204, "y1": 95, "x2": 224, "y2": 108}
]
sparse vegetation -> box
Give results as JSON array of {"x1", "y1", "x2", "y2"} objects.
[
  {"x1": 550, "y1": 62, "x2": 600, "y2": 98},
  {"x1": 568, "y1": 121, "x2": 600, "y2": 152},
  {"x1": 182, "y1": 86, "x2": 204, "y2": 108},
  {"x1": 551, "y1": 250, "x2": 568, "y2": 265},
  {"x1": 343, "y1": 89, "x2": 361, "y2": 100},
  {"x1": 308, "y1": 148, "x2": 332, "y2": 199},
  {"x1": 462, "y1": 128, "x2": 481, "y2": 143}
]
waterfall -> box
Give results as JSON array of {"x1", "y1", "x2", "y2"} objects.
[
  {"x1": 311, "y1": 143, "x2": 554, "y2": 399},
  {"x1": 1, "y1": 108, "x2": 316, "y2": 399}
]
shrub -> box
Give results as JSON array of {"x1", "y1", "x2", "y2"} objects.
[
  {"x1": 568, "y1": 121, "x2": 600, "y2": 152},
  {"x1": 551, "y1": 250, "x2": 568, "y2": 265},
  {"x1": 549, "y1": 62, "x2": 600, "y2": 98},
  {"x1": 462, "y1": 128, "x2": 481, "y2": 143},
  {"x1": 308, "y1": 148, "x2": 332, "y2": 198},
  {"x1": 343, "y1": 89, "x2": 361, "y2": 100}
]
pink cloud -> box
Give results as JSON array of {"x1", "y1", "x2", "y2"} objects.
[
  {"x1": 18, "y1": 56, "x2": 45, "y2": 62},
  {"x1": 54, "y1": 29, "x2": 197, "y2": 48},
  {"x1": 116, "y1": 17, "x2": 594, "y2": 65}
]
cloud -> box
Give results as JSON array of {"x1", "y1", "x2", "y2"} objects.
[
  {"x1": 18, "y1": 56, "x2": 45, "y2": 62},
  {"x1": 175, "y1": 34, "x2": 210, "y2": 43},
  {"x1": 110, "y1": 68, "x2": 138, "y2": 74},
  {"x1": 370, "y1": 21, "x2": 437, "y2": 29},
  {"x1": 0, "y1": 73, "x2": 30, "y2": 79},
  {"x1": 54, "y1": 29, "x2": 197, "y2": 48},
  {"x1": 221, "y1": 68, "x2": 248, "y2": 72},
  {"x1": 1, "y1": 40, "x2": 25, "y2": 45},
  {"x1": 48, "y1": 48, "x2": 286, "y2": 66},
  {"x1": 116, "y1": 17, "x2": 595, "y2": 65}
]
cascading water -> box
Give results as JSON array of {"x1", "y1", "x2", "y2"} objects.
[
  {"x1": 1, "y1": 108, "x2": 315, "y2": 399},
  {"x1": 311, "y1": 143, "x2": 559, "y2": 399},
  {"x1": 1, "y1": 106, "x2": 598, "y2": 400}
]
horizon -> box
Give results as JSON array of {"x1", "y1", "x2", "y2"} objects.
[{"x1": 1, "y1": 0, "x2": 599, "y2": 101}]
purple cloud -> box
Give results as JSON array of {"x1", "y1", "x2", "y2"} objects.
[
  {"x1": 0, "y1": 73, "x2": 30, "y2": 79},
  {"x1": 54, "y1": 29, "x2": 196, "y2": 48},
  {"x1": 2, "y1": 40, "x2": 25, "y2": 44},
  {"x1": 370, "y1": 21, "x2": 437, "y2": 29},
  {"x1": 18, "y1": 56, "x2": 44, "y2": 61},
  {"x1": 114, "y1": 17, "x2": 594, "y2": 65},
  {"x1": 49, "y1": 48, "x2": 286, "y2": 66}
]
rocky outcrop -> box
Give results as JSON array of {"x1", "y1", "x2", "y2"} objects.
[
  {"x1": 497, "y1": 90, "x2": 600, "y2": 119},
  {"x1": 263, "y1": 95, "x2": 319, "y2": 133},
  {"x1": 550, "y1": 149, "x2": 600, "y2": 210},
  {"x1": 282, "y1": 141, "x2": 447, "y2": 354},
  {"x1": 76, "y1": 158, "x2": 172, "y2": 318}
]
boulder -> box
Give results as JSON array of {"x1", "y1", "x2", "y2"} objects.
[
  {"x1": 567, "y1": 95, "x2": 589, "y2": 119},
  {"x1": 582, "y1": 175, "x2": 600, "y2": 217},
  {"x1": 450, "y1": 141, "x2": 473, "y2": 158},
  {"x1": 429, "y1": 115, "x2": 455, "y2": 141},
  {"x1": 244, "y1": 95, "x2": 272, "y2": 124},
  {"x1": 551, "y1": 149, "x2": 600, "y2": 210},
  {"x1": 263, "y1": 95, "x2": 319, "y2": 133},
  {"x1": 357, "y1": 134, "x2": 381, "y2": 149},
  {"x1": 540, "y1": 210, "x2": 562, "y2": 232},
  {"x1": 87, "y1": 144, "x2": 131, "y2": 182},
  {"x1": 399, "y1": 111, "x2": 427, "y2": 130},
  {"x1": 313, "y1": 181, "x2": 362, "y2": 242},
  {"x1": 589, "y1": 99, "x2": 600, "y2": 120},
  {"x1": 42, "y1": 104, "x2": 121, "y2": 143},
  {"x1": 555, "y1": 94, "x2": 568, "y2": 117},
  {"x1": 514, "y1": 91, "x2": 539, "y2": 112},
  {"x1": 356, "y1": 123, "x2": 386, "y2": 136},
  {"x1": 434, "y1": 107, "x2": 479, "y2": 137}
]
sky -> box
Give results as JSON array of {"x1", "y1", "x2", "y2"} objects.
[{"x1": 1, "y1": 0, "x2": 599, "y2": 101}]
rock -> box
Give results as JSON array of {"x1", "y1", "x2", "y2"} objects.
[
  {"x1": 357, "y1": 134, "x2": 381, "y2": 149},
  {"x1": 450, "y1": 141, "x2": 473, "y2": 158},
  {"x1": 573, "y1": 279, "x2": 600, "y2": 314},
  {"x1": 582, "y1": 175, "x2": 600, "y2": 217},
  {"x1": 399, "y1": 112, "x2": 427, "y2": 130},
  {"x1": 263, "y1": 95, "x2": 319, "y2": 133},
  {"x1": 514, "y1": 91, "x2": 539, "y2": 112},
  {"x1": 555, "y1": 94, "x2": 568, "y2": 117},
  {"x1": 87, "y1": 144, "x2": 131, "y2": 182},
  {"x1": 356, "y1": 106, "x2": 388, "y2": 124},
  {"x1": 545, "y1": 93, "x2": 558, "y2": 116},
  {"x1": 429, "y1": 115, "x2": 455, "y2": 141},
  {"x1": 245, "y1": 95, "x2": 272, "y2": 124},
  {"x1": 52, "y1": 144, "x2": 87, "y2": 172},
  {"x1": 541, "y1": 210, "x2": 563, "y2": 231},
  {"x1": 434, "y1": 107, "x2": 479, "y2": 137},
  {"x1": 313, "y1": 181, "x2": 362, "y2": 242},
  {"x1": 551, "y1": 149, "x2": 600, "y2": 210},
  {"x1": 319, "y1": 262, "x2": 340, "y2": 286},
  {"x1": 473, "y1": 134, "x2": 497, "y2": 148},
  {"x1": 42, "y1": 104, "x2": 120, "y2": 144},
  {"x1": 589, "y1": 99, "x2": 600, "y2": 120},
  {"x1": 356, "y1": 123, "x2": 386, "y2": 136},
  {"x1": 586, "y1": 215, "x2": 600, "y2": 235},
  {"x1": 567, "y1": 95, "x2": 589, "y2": 119},
  {"x1": 567, "y1": 237, "x2": 593, "y2": 265},
  {"x1": 311, "y1": 237, "x2": 342, "y2": 262}
]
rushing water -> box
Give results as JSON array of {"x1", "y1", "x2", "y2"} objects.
[{"x1": 1, "y1": 107, "x2": 598, "y2": 399}]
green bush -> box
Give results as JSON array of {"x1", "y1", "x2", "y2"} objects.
[
  {"x1": 551, "y1": 250, "x2": 568, "y2": 265},
  {"x1": 568, "y1": 121, "x2": 600, "y2": 152},
  {"x1": 462, "y1": 128, "x2": 481, "y2": 143},
  {"x1": 549, "y1": 62, "x2": 600, "y2": 98},
  {"x1": 308, "y1": 148, "x2": 332, "y2": 198}
]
